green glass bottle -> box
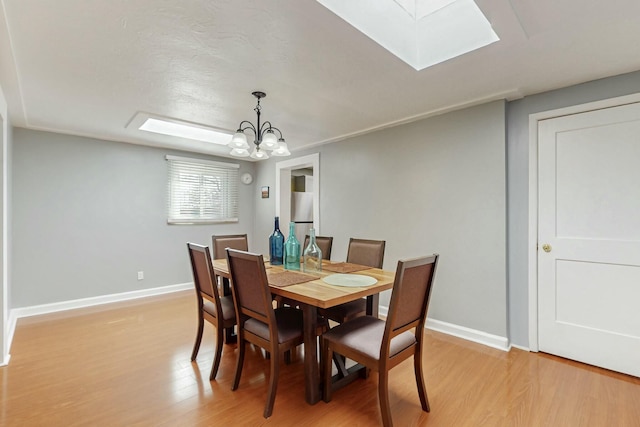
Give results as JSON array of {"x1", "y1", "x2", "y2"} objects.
[{"x1": 284, "y1": 222, "x2": 301, "y2": 271}]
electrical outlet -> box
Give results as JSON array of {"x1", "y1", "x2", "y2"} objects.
[{"x1": 137, "y1": 271, "x2": 144, "y2": 280}]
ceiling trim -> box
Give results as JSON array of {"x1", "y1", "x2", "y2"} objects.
[{"x1": 293, "y1": 87, "x2": 523, "y2": 152}]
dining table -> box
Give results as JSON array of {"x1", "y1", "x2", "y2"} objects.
[{"x1": 211, "y1": 257, "x2": 395, "y2": 405}]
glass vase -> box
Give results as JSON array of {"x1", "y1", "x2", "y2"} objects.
[
  {"x1": 303, "y1": 228, "x2": 322, "y2": 274},
  {"x1": 284, "y1": 222, "x2": 301, "y2": 271},
  {"x1": 269, "y1": 216, "x2": 284, "y2": 265}
]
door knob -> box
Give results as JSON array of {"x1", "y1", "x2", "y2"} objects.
[{"x1": 542, "y1": 244, "x2": 552, "y2": 253}]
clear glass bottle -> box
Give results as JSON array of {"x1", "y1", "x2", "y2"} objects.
[
  {"x1": 284, "y1": 222, "x2": 301, "y2": 271},
  {"x1": 303, "y1": 228, "x2": 323, "y2": 274},
  {"x1": 269, "y1": 216, "x2": 284, "y2": 265}
]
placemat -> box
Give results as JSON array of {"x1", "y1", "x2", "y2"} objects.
[
  {"x1": 322, "y1": 274, "x2": 378, "y2": 287},
  {"x1": 322, "y1": 262, "x2": 372, "y2": 273},
  {"x1": 267, "y1": 270, "x2": 318, "y2": 287}
]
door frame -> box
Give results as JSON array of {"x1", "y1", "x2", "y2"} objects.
[
  {"x1": 0, "y1": 89, "x2": 7, "y2": 366},
  {"x1": 275, "y1": 153, "x2": 320, "y2": 234},
  {"x1": 527, "y1": 92, "x2": 640, "y2": 352}
]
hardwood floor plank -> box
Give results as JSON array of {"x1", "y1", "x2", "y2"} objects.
[{"x1": 2, "y1": 291, "x2": 639, "y2": 426}]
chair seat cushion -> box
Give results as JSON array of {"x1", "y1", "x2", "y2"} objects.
[
  {"x1": 245, "y1": 307, "x2": 303, "y2": 344},
  {"x1": 323, "y1": 315, "x2": 416, "y2": 360},
  {"x1": 320, "y1": 298, "x2": 367, "y2": 321},
  {"x1": 203, "y1": 295, "x2": 236, "y2": 324}
]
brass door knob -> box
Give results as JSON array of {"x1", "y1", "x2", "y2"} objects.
[{"x1": 542, "y1": 244, "x2": 552, "y2": 253}]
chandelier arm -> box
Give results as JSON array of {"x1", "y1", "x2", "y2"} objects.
[
  {"x1": 258, "y1": 121, "x2": 273, "y2": 138},
  {"x1": 237, "y1": 120, "x2": 257, "y2": 134},
  {"x1": 268, "y1": 126, "x2": 284, "y2": 139},
  {"x1": 237, "y1": 121, "x2": 260, "y2": 146},
  {"x1": 259, "y1": 121, "x2": 284, "y2": 139}
]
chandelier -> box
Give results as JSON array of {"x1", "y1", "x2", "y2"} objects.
[{"x1": 228, "y1": 91, "x2": 291, "y2": 160}]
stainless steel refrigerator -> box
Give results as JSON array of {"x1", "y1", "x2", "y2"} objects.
[{"x1": 291, "y1": 191, "x2": 313, "y2": 246}]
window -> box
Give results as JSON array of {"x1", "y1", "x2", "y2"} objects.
[{"x1": 166, "y1": 155, "x2": 239, "y2": 224}]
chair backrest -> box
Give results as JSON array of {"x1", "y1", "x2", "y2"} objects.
[
  {"x1": 187, "y1": 242, "x2": 223, "y2": 316},
  {"x1": 383, "y1": 254, "x2": 439, "y2": 352},
  {"x1": 211, "y1": 234, "x2": 248, "y2": 259},
  {"x1": 303, "y1": 235, "x2": 333, "y2": 260},
  {"x1": 226, "y1": 249, "x2": 275, "y2": 327},
  {"x1": 346, "y1": 238, "x2": 385, "y2": 268}
]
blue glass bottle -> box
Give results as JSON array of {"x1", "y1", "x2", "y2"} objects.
[
  {"x1": 284, "y1": 222, "x2": 301, "y2": 271},
  {"x1": 269, "y1": 216, "x2": 284, "y2": 265}
]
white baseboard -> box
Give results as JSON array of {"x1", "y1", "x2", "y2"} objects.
[
  {"x1": 426, "y1": 318, "x2": 509, "y2": 351},
  {"x1": 5, "y1": 282, "x2": 192, "y2": 359},
  {"x1": 4, "y1": 308, "x2": 19, "y2": 366},
  {"x1": 10, "y1": 282, "x2": 192, "y2": 319},
  {"x1": 379, "y1": 306, "x2": 509, "y2": 352},
  {"x1": 509, "y1": 343, "x2": 531, "y2": 352},
  {"x1": 0, "y1": 353, "x2": 10, "y2": 367}
]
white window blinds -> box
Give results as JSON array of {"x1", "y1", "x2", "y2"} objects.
[{"x1": 166, "y1": 155, "x2": 239, "y2": 224}]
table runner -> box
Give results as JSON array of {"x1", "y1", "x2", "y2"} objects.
[
  {"x1": 267, "y1": 270, "x2": 319, "y2": 287},
  {"x1": 322, "y1": 262, "x2": 373, "y2": 273}
]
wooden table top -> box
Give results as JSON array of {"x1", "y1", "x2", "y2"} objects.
[{"x1": 212, "y1": 258, "x2": 395, "y2": 309}]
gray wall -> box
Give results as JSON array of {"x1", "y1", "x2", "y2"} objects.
[
  {"x1": 255, "y1": 101, "x2": 508, "y2": 338},
  {"x1": 507, "y1": 69, "x2": 640, "y2": 347},
  {"x1": 11, "y1": 129, "x2": 255, "y2": 308}
]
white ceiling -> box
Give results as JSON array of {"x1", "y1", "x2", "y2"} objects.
[{"x1": 2, "y1": 0, "x2": 640, "y2": 159}]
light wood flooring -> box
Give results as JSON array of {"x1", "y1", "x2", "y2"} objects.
[{"x1": 2, "y1": 291, "x2": 639, "y2": 426}]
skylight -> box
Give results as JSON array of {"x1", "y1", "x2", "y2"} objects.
[
  {"x1": 138, "y1": 117, "x2": 231, "y2": 145},
  {"x1": 317, "y1": 0, "x2": 499, "y2": 70}
]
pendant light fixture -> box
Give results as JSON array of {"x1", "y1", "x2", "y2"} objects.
[{"x1": 228, "y1": 91, "x2": 291, "y2": 160}]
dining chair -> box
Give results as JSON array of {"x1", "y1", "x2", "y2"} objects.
[
  {"x1": 211, "y1": 234, "x2": 248, "y2": 341},
  {"x1": 211, "y1": 234, "x2": 248, "y2": 259},
  {"x1": 303, "y1": 234, "x2": 334, "y2": 260},
  {"x1": 187, "y1": 243, "x2": 237, "y2": 380},
  {"x1": 321, "y1": 254, "x2": 439, "y2": 427},
  {"x1": 226, "y1": 248, "x2": 305, "y2": 418},
  {"x1": 320, "y1": 238, "x2": 386, "y2": 323}
]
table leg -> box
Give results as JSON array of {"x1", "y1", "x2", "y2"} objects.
[
  {"x1": 302, "y1": 304, "x2": 321, "y2": 405},
  {"x1": 221, "y1": 276, "x2": 237, "y2": 344},
  {"x1": 366, "y1": 294, "x2": 380, "y2": 317}
]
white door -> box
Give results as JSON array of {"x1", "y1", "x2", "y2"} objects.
[{"x1": 538, "y1": 102, "x2": 640, "y2": 378}]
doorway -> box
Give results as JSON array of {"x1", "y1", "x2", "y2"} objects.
[
  {"x1": 275, "y1": 154, "x2": 320, "y2": 246},
  {"x1": 0, "y1": 107, "x2": 6, "y2": 366},
  {"x1": 530, "y1": 96, "x2": 640, "y2": 377}
]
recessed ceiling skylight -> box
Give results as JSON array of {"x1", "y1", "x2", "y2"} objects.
[
  {"x1": 138, "y1": 117, "x2": 231, "y2": 145},
  {"x1": 317, "y1": 0, "x2": 499, "y2": 70}
]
